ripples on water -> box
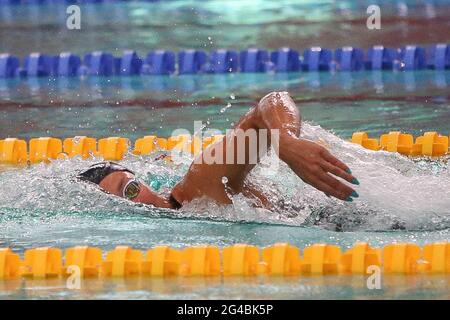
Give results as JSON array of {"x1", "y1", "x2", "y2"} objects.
[
  {"x1": 2, "y1": 0, "x2": 450, "y2": 55},
  {"x1": 0, "y1": 122, "x2": 448, "y2": 232}
]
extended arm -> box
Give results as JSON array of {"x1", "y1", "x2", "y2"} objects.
[
  {"x1": 171, "y1": 91, "x2": 358, "y2": 207},
  {"x1": 253, "y1": 92, "x2": 358, "y2": 201}
]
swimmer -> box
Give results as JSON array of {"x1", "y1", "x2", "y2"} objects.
[{"x1": 77, "y1": 92, "x2": 359, "y2": 209}]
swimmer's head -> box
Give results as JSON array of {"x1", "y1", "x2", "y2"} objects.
[
  {"x1": 77, "y1": 161, "x2": 134, "y2": 185},
  {"x1": 77, "y1": 162, "x2": 159, "y2": 204}
]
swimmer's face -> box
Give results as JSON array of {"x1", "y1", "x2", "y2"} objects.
[{"x1": 98, "y1": 171, "x2": 160, "y2": 205}]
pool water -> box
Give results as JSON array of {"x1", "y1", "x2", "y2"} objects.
[
  {"x1": 1, "y1": 0, "x2": 450, "y2": 55},
  {"x1": 1, "y1": 70, "x2": 450, "y2": 140},
  {"x1": 1, "y1": 0, "x2": 450, "y2": 300},
  {"x1": 0, "y1": 71, "x2": 449, "y2": 299}
]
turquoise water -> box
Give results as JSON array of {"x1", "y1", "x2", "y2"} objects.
[
  {"x1": 1, "y1": 71, "x2": 450, "y2": 139},
  {"x1": 1, "y1": 0, "x2": 450, "y2": 55},
  {"x1": 1, "y1": 0, "x2": 450, "y2": 300},
  {"x1": 1, "y1": 274, "x2": 449, "y2": 299},
  {"x1": 0, "y1": 71, "x2": 449, "y2": 299}
]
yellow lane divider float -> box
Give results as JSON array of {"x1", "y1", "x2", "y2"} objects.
[
  {"x1": 1, "y1": 242, "x2": 450, "y2": 279},
  {"x1": 0, "y1": 131, "x2": 448, "y2": 166},
  {"x1": 0, "y1": 134, "x2": 226, "y2": 165},
  {"x1": 352, "y1": 131, "x2": 449, "y2": 157}
]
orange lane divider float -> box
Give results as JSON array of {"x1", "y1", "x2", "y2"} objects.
[
  {"x1": 142, "y1": 246, "x2": 181, "y2": 277},
  {"x1": 350, "y1": 132, "x2": 381, "y2": 151},
  {"x1": 351, "y1": 131, "x2": 449, "y2": 157},
  {"x1": 0, "y1": 134, "x2": 228, "y2": 165},
  {"x1": 421, "y1": 242, "x2": 450, "y2": 273},
  {"x1": 383, "y1": 243, "x2": 421, "y2": 274},
  {"x1": 411, "y1": 132, "x2": 449, "y2": 157},
  {"x1": 102, "y1": 246, "x2": 143, "y2": 277},
  {"x1": 179, "y1": 246, "x2": 221, "y2": 276},
  {"x1": 1, "y1": 242, "x2": 450, "y2": 280},
  {"x1": 1, "y1": 131, "x2": 447, "y2": 166},
  {"x1": 0, "y1": 248, "x2": 21, "y2": 279},
  {"x1": 340, "y1": 242, "x2": 381, "y2": 274},
  {"x1": 258, "y1": 243, "x2": 302, "y2": 276},
  {"x1": 63, "y1": 246, "x2": 103, "y2": 278},
  {"x1": 20, "y1": 247, "x2": 62, "y2": 278},
  {"x1": 29, "y1": 137, "x2": 63, "y2": 164},
  {"x1": 62, "y1": 136, "x2": 98, "y2": 160},
  {"x1": 0, "y1": 138, "x2": 28, "y2": 165},
  {"x1": 223, "y1": 244, "x2": 259, "y2": 276},
  {"x1": 300, "y1": 244, "x2": 341, "y2": 275},
  {"x1": 133, "y1": 135, "x2": 159, "y2": 156},
  {"x1": 380, "y1": 131, "x2": 414, "y2": 155},
  {"x1": 98, "y1": 137, "x2": 129, "y2": 161}
]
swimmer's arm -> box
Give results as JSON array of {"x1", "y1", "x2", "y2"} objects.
[
  {"x1": 241, "y1": 182, "x2": 276, "y2": 210},
  {"x1": 254, "y1": 92, "x2": 358, "y2": 201},
  {"x1": 133, "y1": 182, "x2": 177, "y2": 209}
]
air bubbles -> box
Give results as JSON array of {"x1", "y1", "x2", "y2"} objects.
[
  {"x1": 0, "y1": 123, "x2": 448, "y2": 233},
  {"x1": 220, "y1": 103, "x2": 232, "y2": 113}
]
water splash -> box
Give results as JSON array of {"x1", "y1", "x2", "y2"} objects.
[{"x1": 0, "y1": 122, "x2": 448, "y2": 232}]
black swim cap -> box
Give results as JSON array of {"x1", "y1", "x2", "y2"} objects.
[{"x1": 77, "y1": 161, "x2": 134, "y2": 185}]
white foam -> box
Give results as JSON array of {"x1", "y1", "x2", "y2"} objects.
[{"x1": 0, "y1": 122, "x2": 448, "y2": 231}]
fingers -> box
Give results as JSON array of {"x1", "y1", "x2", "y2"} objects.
[
  {"x1": 320, "y1": 161, "x2": 356, "y2": 184},
  {"x1": 318, "y1": 172, "x2": 356, "y2": 201},
  {"x1": 300, "y1": 165, "x2": 357, "y2": 201},
  {"x1": 310, "y1": 178, "x2": 348, "y2": 201},
  {"x1": 290, "y1": 141, "x2": 360, "y2": 202},
  {"x1": 320, "y1": 150, "x2": 359, "y2": 185},
  {"x1": 321, "y1": 149, "x2": 350, "y2": 172}
]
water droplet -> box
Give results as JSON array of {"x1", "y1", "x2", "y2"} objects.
[{"x1": 220, "y1": 103, "x2": 232, "y2": 113}]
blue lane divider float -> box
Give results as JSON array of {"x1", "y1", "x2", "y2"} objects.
[
  {"x1": 302, "y1": 47, "x2": 333, "y2": 71},
  {"x1": 427, "y1": 44, "x2": 450, "y2": 70},
  {"x1": 271, "y1": 48, "x2": 300, "y2": 72},
  {"x1": 239, "y1": 49, "x2": 271, "y2": 73},
  {"x1": 206, "y1": 49, "x2": 239, "y2": 73},
  {"x1": 84, "y1": 51, "x2": 114, "y2": 76},
  {"x1": 334, "y1": 47, "x2": 364, "y2": 71},
  {"x1": 178, "y1": 49, "x2": 207, "y2": 75},
  {"x1": 23, "y1": 53, "x2": 53, "y2": 77},
  {"x1": 401, "y1": 45, "x2": 426, "y2": 70},
  {"x1": 365, "y1": 46, "x2": 399, "y2": 70},
  {"x1": 0, "y1": 54, "x2": 19, "y2": 78},
  {"x1": 1, "y1": 44, "x2": 449, "y2": 78},
  {"x1": 55, "y1": 52, "x2": 81, "y2": 77},
  {"x1": 116, "y1": 50, "x2": 142, "y2": 76},
  {"x1": 143, "y1": 50, "x2": 175, "y2": 75}
]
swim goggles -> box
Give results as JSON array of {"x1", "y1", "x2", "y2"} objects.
[{"x1": 122, "y1": 179, "x2": 141, "y2": 200}]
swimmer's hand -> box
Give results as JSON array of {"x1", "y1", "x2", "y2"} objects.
[{"x1": 280, "y1": 136, "x2": 359, "y2": 201}]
